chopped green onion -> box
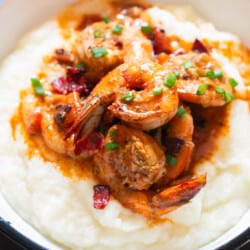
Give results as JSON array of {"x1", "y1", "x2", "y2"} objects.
[
  {"x1": 229, "y1": 77, "x2": 239, "y2": 88},
  {"x1": 206, "y1": 69, "x2": 223, "y2": 80},
  {"x1": 94, "y1": 29, "x2": 105, "y2": 38},
  {"x1": 31, "y1": 78, "x2": 45, "y2": 96},
  {"x1": 91, "y1": 47, "x2": 108, "y2": 58},
  {"x1": 164, "y1": 74, "x2": 177, "y2": 88},
  {"x1": 112, "y1": 24, "x2": 123, "y2": 35},
  {"x1": 215, "y1": 87, "x2": 235, "y2": 103},
  {"x1": 102, "y1": 17, "x2": 110, "y2": 23},
  {"x1": 206, "y1": 70, "x2": 215, "y2": 80},
  {"x1": 183, "y1": 60, "x2": 194, "y2": 70},
  {"x1": 214, "y1": 69, "x2": 223, "y2": 78},
  {"x1": 173, "y1": 69, "x2": 180, "y2": 79},
  {"x1": 75, "y1": 61, "x2": 85, "y2": 69},
  {"x1": 109, "y1": 129, "x2": 116, "y2": 139},
  {"x1": 177, "y1": 106, "x2": 186, "y2": 118},
  {"x1": 141, "y1": 25, "x2": 153, "y2": 35},
  {"x1": 105, "y1": 142, "x2": 119, "y2": 151},
  {"x1": 215, "y1": 86, "x2": 225, "y2": 95},
  {"x1": 166, "y1": 154, "x2": 178, "y2": 167},
  {"x1": 224, "y1": 92, "x2": 235, "y2": 103},
  {"x1": 153, "y1": 87, "x2": 163, "y2": 96},
  {"x1": 121, "y1": 92, "x2": 134, "y2": 102},
  {"x1": 196, "y1": 83, "x2": 208, "y2": 96}
]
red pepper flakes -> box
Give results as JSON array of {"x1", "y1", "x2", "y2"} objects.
[{"x1": 93, "y1": 185, "x2": 110, "y2": 209}]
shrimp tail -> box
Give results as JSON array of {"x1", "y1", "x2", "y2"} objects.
[
  {"x1": 65, "y1": 95, "x2": 101, "y2": 139},
  {"x1": 151, "y1": 174, "x2": 206, "y2": 216}
]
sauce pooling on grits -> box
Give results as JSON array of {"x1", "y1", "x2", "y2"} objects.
[{"x1": 11, "y1": 0, "x2": 249, "y2": 219}]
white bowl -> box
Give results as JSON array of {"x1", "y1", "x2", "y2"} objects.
[{"x1": 0, "y1": 0, "x2": 249, "y2": 249}]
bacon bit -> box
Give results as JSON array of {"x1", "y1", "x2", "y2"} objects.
[
  {"x1": 93, "y1": 185, "x2": 110, "y2": 209},
  {"x1": 51, "y1": 67, "x2": 91, "y2": 95},
  {"x1": 54, "y1": 48, "x2": 74, "y2": 65},
  {"x1": 26, "y1": 112, "x2": 42, "y2": 135},
  {"x1": 115, "y1": 41, "x2": 123, "y2": 50},
  {"x1": 66, "y1": 67, "x2": 85, "y2": 81},
  {"x1": 163, "y1": 137, "x2": 184, "y2": 156},
  {"x1": 74, "y1": 132, "x2": 104, "y2": 156},
  {"x1": 151, "y1": 27, "x2": 172, "y2": 55},
  {"x1": 192, "y1": 39, "x2": 208, "y2": 53}
]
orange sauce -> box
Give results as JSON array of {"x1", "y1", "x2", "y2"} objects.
[
  {"x1": 189, "y1": 104, "x2": 230, "y2": 171},
  {"x1": 11, "y1": 101, "x2": 95, "y2": 181},
  {"x1": 10, "y1": 0, "x2": 250, "y2": 190}
]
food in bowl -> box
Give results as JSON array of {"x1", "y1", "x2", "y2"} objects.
[{"x1": 0, "y1": 0, "x2": 249, "y2": 249}]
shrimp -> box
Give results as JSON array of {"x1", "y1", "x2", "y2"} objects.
[
  {"x1": 66, "y1": 61, "x2": 179, "y2": 138},
  {"x1": 162, "y1": 52, "x2": 234, "y2": 107},
  {"x1": 161, "y1": 105, "x2": 194, "y2": 181},
  {"x1": 75, "y1": 20, "x2": 153, "y2": 83},
  {"x1": 93, "y1": 124, "x2": 206, "y2": 219},
  {"x1": 21, "y1": 90, "x2": 104, "y2": 158}
]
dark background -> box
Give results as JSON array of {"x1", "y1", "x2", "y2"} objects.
[{"x1": 0, "y1": 222, "x2": 249, "y2": 250}]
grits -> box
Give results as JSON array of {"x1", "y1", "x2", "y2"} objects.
[{"x1": 0, "y1": 2, "x2": 250, "y2": 250}]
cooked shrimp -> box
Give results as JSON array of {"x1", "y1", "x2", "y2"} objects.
[
  {"x1": 21, "y1": 89, "x2": 104, "y2": 158},
  {"x1": 99, "y1": 124, "x2": 166, "y2": 190},
  {"x1": 162, "y1": 52, "x2": 234, "y2": 107},
  {"x1": 66, "y1": 61, "x2": 179, "y2": 138},
  {"x1": 94, "y1": 124, "x2": 206, "y2": 219},
  {"x1": 162, "y1": 105, "x2": 194, "y2": 180},
  {"x1": 75, "y1": 20, "x2": 153, "y2": 83}
]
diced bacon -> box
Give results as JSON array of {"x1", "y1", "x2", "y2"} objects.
[
  {"x1": 93, "y1": 185, "x2": 110, "y2": 209},
  {"x1": 192, "y1": 39, "x2": 208, "y2": 53},
  {"x1": 66, "y1": 67, "x2": 85, "y2": 82},
  {"x1": 163, "y1": 137, "x2": 184, "y2": 156},
  {"x1": 74, "y1": 132, "x2": 104, "y2": 156},
  {"x1": 152, "y1": 27, "x2": 172, "y2": 55}
]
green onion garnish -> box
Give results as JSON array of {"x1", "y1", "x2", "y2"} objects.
[
  {"x1": 94, "y1": 29, "x2": 105, "y2": 38},
  {"x1": 164, "y1": 74, "x2": 177, "y2": 88},
  {"x1": 206, "y1": 69, "x2": 223, "y2": 80},
  {"x1": 141, "y1": 25, "x2": 153, "y2": 35},
  {"x1": 224, "y1": 92, "x2": 235, "y2": 103},
  {"x1": 112, "y1": 24, "x2": 123, "y2": 35},
  {"x1": 196, "y1": 83, "x2": 208, "y2": 96},
  {"x1": 91, "y1": 47, "x2": 108, "y2": 58},
  {"x1": 215, "y1": 86, "x2": 225, "y2": 95},
  {"x1": 102, "y1": 17, "x2": 110, "y2": 23},
  {"x1": 173, "y1": 69, "x2": 180, "y2": 79},
  {"x1": 229, "y1": 77, "x2": 239, "y2": 88},
  {"x1": 177, "y1": 106, "x2": 186, "y2": 118},
  {"x1": 215, "y1": 87, "x2": 235, "y2": 103},
  {"x1": 214, "y1": 69, "x2": 223, "y2": 78},
  {"x1": 31, "y1": 78, "x2": 45, "y2": 96},
  {"x1": 206, "y1": 70, "x2": 215, "y2": 80},
  {"x1": 183, "y1": 60, "x2": 194, "y2": 69},
  {"x1": 153, "y1": 87, "x2": 163, "y2": 96},
  {"x1": 105, "y1": 142, "x2": 119, "y2": 151},
  {"x1": 109, "y1": 129, "x2": 116, "y2": 139},
  {"x1": 121, "y1": 92, "x2": 134, "y2": 102},
  {"x1": 75, "y1": 61, "x2": 85, "y2": 69},
  {"x1": 166, "y1": 154, "x2": 178, "y2": 167}
]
